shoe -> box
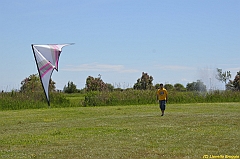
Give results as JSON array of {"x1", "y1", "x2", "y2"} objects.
[{"x1": 161, "y1": 114, "x2": 164, "y2": 116}]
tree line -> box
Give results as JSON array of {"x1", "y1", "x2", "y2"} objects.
[{"x1": 18, "y1": 69, "x2": 240, "y2": 94}]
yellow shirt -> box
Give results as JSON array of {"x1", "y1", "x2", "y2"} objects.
[{"x1": 157, "y1": 88, "x2": 168, "y2": 100}]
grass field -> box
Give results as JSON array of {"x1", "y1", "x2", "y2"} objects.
[{"x1": 0, "y1": 103, "x2": 239, "y2": 159}]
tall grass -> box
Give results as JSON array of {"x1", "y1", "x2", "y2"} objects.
[
  {"x1": 83, "y1": 90, "x2": 240, "y2": 107},
  {"x1": 1, "y1": 90, "x2": 240, "y2": 110},
  {"x1": 83, "y1": 90, "x2": 156, "y2": 106},
  {"x1": 169, "y1": 90, "x2": 240, "y2": 103},
  {"x1": 0, "y1": 91, "x2": 70, "y2": 110}
]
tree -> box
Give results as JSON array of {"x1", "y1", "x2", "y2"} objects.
[
  {"x1": 133, "y1": 72, "x2": 154, "y2": 90},
  {"x1": 63, "y1": 81, "x2": 78, "y2": 93},
  {"x1": 226, "y1": 80, "x2": 234, "y2": 91},
  {"x1": 106, "y1": 83, "x2": 114, "y2": 91},
  {"x1": 20, "y1": 74, "x2": 56, "y2": 92},
  {"x1": 164, "y1": 84, "x2": 174, "y2": 90},
  {"x1": 230, "y1": 71, "x2": 240, "y2": 91},
  {"x1": 85, "y1": 75, "x2": 113, "y2": 91},
  {"x1": 174, "y1": 83, "x2": 186, "y2": 91},
  {"x1": 216, "y1": 68, "x2": 231, "y2": 86},
  {"x1": 155, "y1": 84, "x2": 160, "y2": 89},
  {"x1": 186, "y1": 80, "x2": 207, "y2": 92},
  {"x1": 155, "y1": 83, "x2": 174, "y2": 90}
]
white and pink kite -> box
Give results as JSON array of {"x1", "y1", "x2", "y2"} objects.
[{"x1": 31, "y1": 44, "x2": 73, "y2": 106}]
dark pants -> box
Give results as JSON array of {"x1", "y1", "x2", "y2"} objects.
[{"x1": 159, "y1": 100, "x2": 166, "y2": 110}]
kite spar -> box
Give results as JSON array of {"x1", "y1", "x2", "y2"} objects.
[{"x1": 31, "y1": 44, "x2": 73, "y2": 106}]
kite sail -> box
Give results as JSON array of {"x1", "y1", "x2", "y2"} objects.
[{"x1": 31, "y1": 44, "x2": 73, "y2": 106}]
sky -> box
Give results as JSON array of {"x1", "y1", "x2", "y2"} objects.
[{"x1": 0, "y1": 0, "x2": 239, "y2": 91}]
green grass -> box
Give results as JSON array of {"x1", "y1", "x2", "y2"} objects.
[
  {"x1": 64, "y1": 93, "x2": 85, "y2": 106},
  {"x1": 0, "y1": 103, "x2": 239, "y2": 159}
]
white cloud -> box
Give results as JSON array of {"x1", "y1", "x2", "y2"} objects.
[{"x1": 62, "y1": 63, "x2": 139, "y2": 73}]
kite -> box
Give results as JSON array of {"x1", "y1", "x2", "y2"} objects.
[{"x1": 31, "y1": 44, "x2": 73, "y2": 106}]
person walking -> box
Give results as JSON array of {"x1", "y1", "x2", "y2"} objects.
[{"x1": 156, "y1": 83, "x2": 168, "y2": 116}]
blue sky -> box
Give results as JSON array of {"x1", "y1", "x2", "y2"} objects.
[{"x1": 0, "y1": 0, "x2": 239, "y2": 91}]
